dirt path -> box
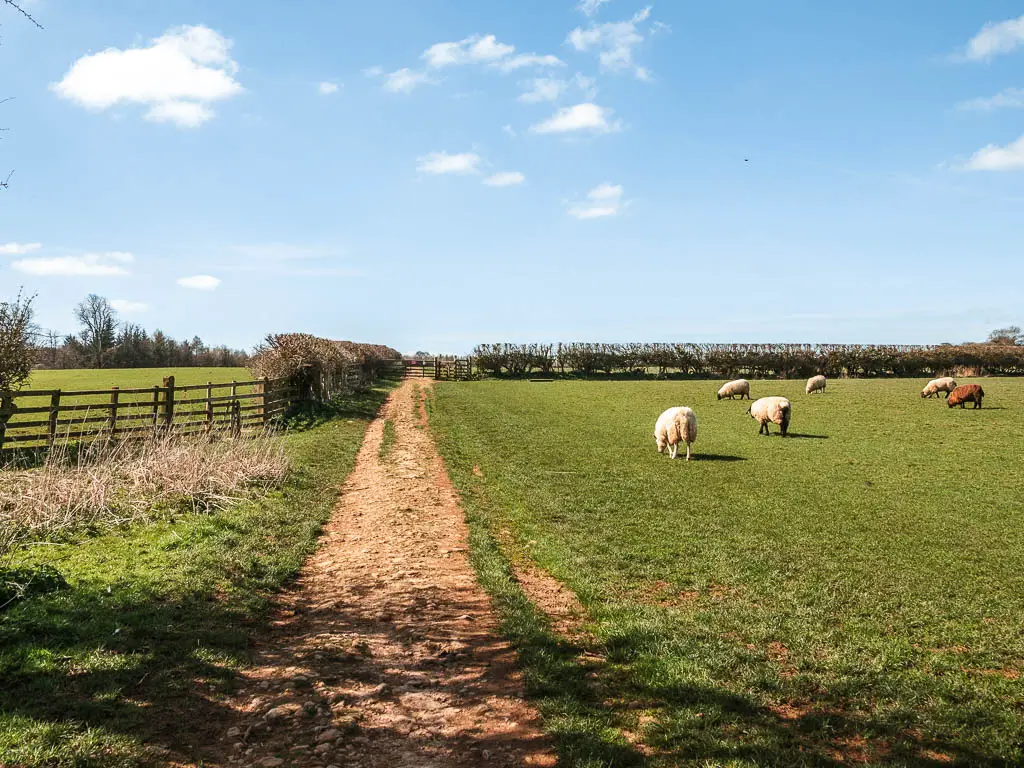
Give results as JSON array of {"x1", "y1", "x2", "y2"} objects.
[{"x1": 194, "y1": 379, "x2": 554, "y2": 768}]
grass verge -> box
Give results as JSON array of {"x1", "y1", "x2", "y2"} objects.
[
  {"x1": 0, "y1": 382, "x2": 392, "y2": 767},
  {"x1": 378, "y1": 419, "x2": 396, "y2": 461},
  {"x1": 425, "y1": 386, "x2": 644, "y2": 768}
]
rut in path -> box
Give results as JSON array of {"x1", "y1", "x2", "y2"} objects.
[{"x1": 194, "y1": 379, "x2": 554, "y2": 768}]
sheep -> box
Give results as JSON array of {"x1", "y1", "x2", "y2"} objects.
[
  {"x1": 921, "y1": 377, "x2": 957, "y2": 399},
  {"x1": 654, "y1": 407, "x2": 698, "y2": 460},
  {"x1": 746, "y1": 396, "x2": 791, "y2": 437},
  {"x1": 717, "y1": 379, "x2": 751, "y2": 400},
  {"x1": 805, "y1": 375, "x2": 827, "y2": 395},
  {"x1": 947, "y1": 384, "x2": 984, "y2": 409}
]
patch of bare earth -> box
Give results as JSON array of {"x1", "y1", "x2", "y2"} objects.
[{"x1": 183, "y1": 379, "x2": 554, "y2": 768}]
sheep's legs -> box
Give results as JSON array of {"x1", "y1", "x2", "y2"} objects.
[
  {"x1": 685, "y1": 444, "x2": 691, "y2": 461},
  {"x1": 669, "y1": 444, "x2": 678, "y2": 459}
]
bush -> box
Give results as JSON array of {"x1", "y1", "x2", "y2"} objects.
[
  {"x1": 471, "y1": 342, "x2": 1024, "y2": 378},
  {"x1": 0, "y1": 291, "x2": 35, "y2": 393}
]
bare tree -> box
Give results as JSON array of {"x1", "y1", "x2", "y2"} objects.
[
  {"x1": 987, "y1": 326, "x2": 1023, "y2": 346},
  {"x1": 2, "y1": 1, "x2": 42, "y2": 29},
  {"x1": 2, "y1": 1, "x2": 43, "y2": 190},
  {"x1": 0, "y1": 290, "x2": 36, "y2": 391},
  {"x1": 74, "y1": 295, "x2": 118, "y2": 369}
]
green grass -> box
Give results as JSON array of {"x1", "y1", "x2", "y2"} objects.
[
  {"x1": 0, "y1": 383, "x2": 391, "y2": 767},
  {"x1": 430, "y1": 378, "x2": 1024, "y2": 767},
  {"x1": 378, "y1": 418, "x2": 396, "y2": 461},
  {"x1": 26, "y1": 367, "x2": 253, "y2": 393}
]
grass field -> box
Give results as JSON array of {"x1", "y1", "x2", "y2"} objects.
[
  {"x1": 0, "y1": 384, "x2": 391, "y2": 767},
  {"x1": 25, "y1": 367, "x2": 253, "y2": 392},
  {"x1": 430, "y1": 378, "x2": 1024, "y2": 767}
]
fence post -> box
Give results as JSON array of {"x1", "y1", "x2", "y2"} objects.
[
  {"x1": 108, "y1": 387, "x2": 120, "y2": 438},
  {"x1": 260, "y1": 377, "x2": 269, "y2": 428},
  {"x1": 230, "y1": 399, "x2": 241, "y2": 438},
  {"x1": 151, "y1": 386, "x2": 161, "y2": 433},
  {"x1": 48, "y1": 390, "x2": 61, "y2": 447},
  {"x1": 162, "y1": 375, "x2": 176, "y2": 430},
  {"x1": 206, "y1": 382, "x2": 214, "y2": 434},
  {"x1": 0, "y1": 394, "x2": 11, "y2": 454}
]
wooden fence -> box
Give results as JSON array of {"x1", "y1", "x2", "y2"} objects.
[
  {"x1": 0, "y1": 375, "x2": 296, "y2": 454},
  {"x1": 400, "y1": 358, "x2": 473, "y2": 380}
]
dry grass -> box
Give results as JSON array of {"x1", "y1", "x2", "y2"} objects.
[{"x1": 0, "y1": 431, "x2": 289, "y2": 557}]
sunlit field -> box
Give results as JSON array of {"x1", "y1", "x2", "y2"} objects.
[{"x1": 431, "y1": 378, "x2": 1024, "y2": 766}]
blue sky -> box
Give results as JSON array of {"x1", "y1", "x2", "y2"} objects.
[{"x1": 2, "y1": 1, "x2": 1023, "y2": 354}]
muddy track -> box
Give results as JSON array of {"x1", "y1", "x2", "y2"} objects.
[{"x1": 190, "y1": 379, "x2": 554, "y2": 768}]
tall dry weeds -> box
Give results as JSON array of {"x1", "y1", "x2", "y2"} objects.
[{"x1": 0, "y1": 431, "x2": 290, "y2": 558}]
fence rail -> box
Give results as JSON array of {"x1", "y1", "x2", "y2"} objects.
[
  {"x1": 398, "y1": 358, "x2": 474, "y2": 381},
  {"x1": 0, "y1": 375, "x2": 296, "y2": 454}
]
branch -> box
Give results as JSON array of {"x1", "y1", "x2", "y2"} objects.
[{"x1": 3, "y1": 0, "x2": 43, "y2": 29}]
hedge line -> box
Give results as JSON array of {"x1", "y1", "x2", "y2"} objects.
[{"x1": 471, "y1": 342, "x2": 1024, "y2": 378}]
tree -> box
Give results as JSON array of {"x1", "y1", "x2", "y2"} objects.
[
  {"x1": 0, "y1": 290, "x2": 36, "y2": 391},
  {"x1": 986, "y1": 326, "x2": 1023, "y2": 346},
  {"x1": 2, "y1": 1, "x2": 44, "y2": 190},
  {"x1": 74, "y1": 294, "x2": 118, "y2": 368}
]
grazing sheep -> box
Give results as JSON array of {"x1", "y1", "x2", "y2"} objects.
[
  {"x1": 746, "y1": 397, "x2": 791, "y2": 437},
  {"x1": 805, "y1": 375, "x2": 827, "y2": 395},
  {"x1": 717, "y1": 379, "x2": 751, "y2": 400},
  {"x1": 921, "y1": 377, "x2": 957, "y2": 399},
  {"x1": 654, "y1": 407, "x2": 698, "y2": 461},
  {"x1": 947, "y1": 384, "x2": 984, "y2": 409}
]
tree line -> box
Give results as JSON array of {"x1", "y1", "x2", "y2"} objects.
[
  {"x1": 473, "y1": 329, "x2": 1024, "y2": 379},
  {"x1": 5, "y1": 293, "x2": 249, "y2": 382}
]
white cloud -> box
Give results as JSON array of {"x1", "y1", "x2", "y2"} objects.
[
  {"x1": 483, "y1": 171, "x2": 525, "y2": 187},
  {"x1": 956, "y1": 87, "x2": 1024, "y2": 111},
  {"x1": 502, "y1": 124, "x2": 518, "y2": 138},
  {"x1": 318, "y1": 81, "x2": 340, "y2": 95},
  {"x1": 0, "y1": 242, "x2": 42, "y2": 255},
  {"x1": 495, "y1": 53, "x2": 565, "y2": 72},
  {"x1": 568, "y1": 183, "x2": 627, "y2": 219},
  {"x1": 177, "y1": 274, "x2": 221, "y2": 290},
  {"x1": 110, "y1": 299, "x2": 149, "y2": 314},
  {"x1": 519, "y1": 73, "x2": 597, "y2": 103},
  {"x1": 423, "y1": 34, "x2": 516, "y2": 68},
  {"x1": 964, "y1": 135, "x2": 1024, "y2": 171},
  {"x1": 51, "y1": 25, "x2": 242, "y2": 127},
  {"x1": 362, "y1": 65, "x2": 384, "y2": 77},
  {"x1": 568, "y1": 6, "x2": 656, "y2": 79},
  {"x1": 518, "y1": 77, "x2": 568, "y2": 103},
  {"x1": 577, "y1": 0, "x2": 613, "y2": 16},
  {"x1": 384, "y1": 68, "x2": 431, "y2": 93},
  {"x1": 961, "y1": 15, "x2": 1024, "y2": 61},
  {"x1": 145, "y1": 100, "x2": 213, "y2": 127},
  {"x1": 12, "y1": 251, "x2": 133, "y2": 277},
  {"x1": 416, "y1": 151, "x2": 482, "y2": 175},
  {"x1": 530, "y1": 102, "x2": 620, "y2": 134}
]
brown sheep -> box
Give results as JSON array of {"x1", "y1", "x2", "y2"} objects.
[{"x1": 947, "y1": 383, "x2": 984, "y2": 409}]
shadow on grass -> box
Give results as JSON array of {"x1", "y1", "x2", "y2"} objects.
[
  {"x1": 0, "y1": 582, "x2": 251, "y2": 760},
  {"x1": 691, "y1": 454, "x2": 746, "y2": 462},
  {"x1": 283, "y1": 378, "x2": 400, "y2": 432},
  {"x1": 783, "y1": 433, "x2": 829, "y2": 440},
  {"x1": 0, "y1": 382, "x2": 395, "y2": 766},
  {"x1": 596, "y1": 627, "x2": 1011, "y2": 767}
]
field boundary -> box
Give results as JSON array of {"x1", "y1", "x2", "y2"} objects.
[{"x1": 0, "y1": 374, "x2": 298, "y2": 453}]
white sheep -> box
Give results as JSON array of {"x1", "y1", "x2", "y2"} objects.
[
  {"x1": 654, "y1": 407, "x2": 698, "y2": 461},
  {"x1": 805, "y1": 375, "x2": 826, "y2": 395},
  {"x1": 746, "y1": 397, "x2": 791, "y2": 437},
  {"x1": 717, "y1": 379, "x2": 751, "y2": 400},
  {"x1": 921, "y1": 377, "x2": 957, "y2": 399}
]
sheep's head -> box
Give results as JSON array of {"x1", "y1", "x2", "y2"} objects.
[
  {"x1": 920, "y1": 389, "x2": 928, "y2": 398},
  {"x1": 716, "y1": 392, "x2": 723, "y2": 401},
  {"x1": 947, "y1": 395, "x2": 959, "y2": 408}
]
